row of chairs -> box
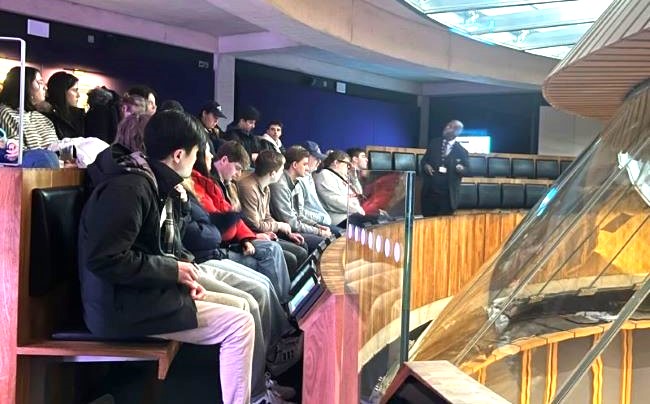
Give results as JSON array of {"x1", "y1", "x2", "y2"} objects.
[
  {"x1": 458, "y1": 182, "x2": 549, "y2": 210},
  {"x1": 367, "y1": 150, "x2": 573, "y2": 180},
  {"x1": 468, "y1": 156, "x2": 572, "y2": 180}
]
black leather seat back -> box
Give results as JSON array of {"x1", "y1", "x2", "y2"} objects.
[
  {"x1": 368, "y1": 151, "x2": 392, "y2": 170},
  {"x1": 512, "y1": 158, "x2": 535, "y2": 179},
  {"x1": 30, "y1": 186, "x2": 85, "y2": 297},
  {"x1": 393, "y1": 152, "x2": 417, "y2": 171},
  {"x1": 478, "y1": 183, "x2": 501, "y2": 209},
  {"x1": 458, "y1": 183, "x2": 478, "y2": 209},
  {"x1": 560, "y1": 160, "x2": 573, "y2": 175},
  {"x1": 501, "y1": 184, "x2": 525, "y2": 209},
  {"x1": 525, "y1": 184, "x2": 548, "y2": 208},
  {"x1": 536, "y1": 159, "x2": 560, "y2": 179},
  {"x1": 467, "y1": 155, "x2": 487, "y2": 177},
  {"x1": 487, "y1": 157, "x2": 510, "y2": 177}
]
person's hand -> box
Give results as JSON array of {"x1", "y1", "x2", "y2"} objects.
[
  {"x1": 242, "y1": 240, "x2": 255, "y2": 256},
  {"x1": 455, "y1": 164, "x2": 465, "y2": 174},
  {"x1": 277, "y1": 222, "x2": 292, "y2": 234},
  {"x1": 174, "y1": 184, "x2": 188, "y2": 202},
  {"x1": 423, "y1": 163, "x2": 434, "y2": 176},
  {"x1": 288, "y1": 232, "x2": 304, "y2": 245},
  {"x1": 318, "y1": 227, "x2": 332, "y2": 238},
  {"x1": 177, "y1": 261, "x2": 199, "y2": 286},
  {"x1": 267, "y1": 232, "x2": 278, "y2": 241},
  {"x1": 189, "y1": 283, "x2": 206, "y2": 300},
  {"x1": 256, "y1": 232, "x2": 271, "y2": 241}
]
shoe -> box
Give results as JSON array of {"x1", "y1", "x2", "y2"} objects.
[
  {"x1": 252, "y1": 388, "x2": 296, "y2": 404},
  {"x1": 266, "y1": 333, "x2": 304, "y2": 376},
  {"x1": 265, "y1": 372, "x2": 296, "y2": 400}
]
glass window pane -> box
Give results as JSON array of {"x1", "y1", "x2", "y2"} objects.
[{"x1": 403, "y1": 0, "x2": 616, "y2": 59}]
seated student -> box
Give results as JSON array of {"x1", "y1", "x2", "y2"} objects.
[
  {"x1": 113, "y1": 113, "x2": 150, "y2": 153},
  {"x1": 79, "y1": 110, "x2": 254, "y2": 404},
  {"x1": 125, "y1": 85, "x2": 157, "y2": 115},
  {"x1": 110, "y1": 111, "x2": 298, "y2": 399},
  {"x1": 0, "y1": 66, "x2": 59, "y2": 167},
  {"x1": 346, "y1": 147, "x2": 368, "y2": 197},
  {"x1": 121, "y1": 93, "x2": 147, "y2": 121},
  {"x1": 179, "y1": 179, "x2": 299, "y2": 402},
  {"x1": 269, "y1": 145, "x2": 329, "y2": 251},
  {"x1": 84, "y1": 87, "x2": 121, "y2": 143},
  {"x1": 43, "y1": 71, "x2": 85, "y2": 140},
  {"x1": 345, "y1": 147, "x2": 402, "y2": 217},
  {"x1": 257, "y1": 121, "x2": 285, "y2": 155},
  {"x1": 299, "y1": 141, "x2": 332, "y2": 227},
  {"x1": 223, "y1": 105, "x2": 261, "y2": 164},
  {"x1": 159, "y1": 99, "x2": 185, "y2": 112},
  {"x1": 191, "y1": 140, "x2": 292, "y2": 302},
  {"x1": 236, "y1": 149, "x2": 311, "y2": 273},
  {"x1": 198, "y1": 100, "x2": 227, "y2": 150},
  {"x1": 313, "y1": 150, "x2": 365, "y2": 227}
]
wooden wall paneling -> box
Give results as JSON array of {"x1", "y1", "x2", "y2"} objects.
[
  {"x1": 484, "y1": 213, "x2": 505, "y2": 260},
  {"x1": 0, "y1": 169, "x2": 23, "y2": 404},
  {"x1": 409, "y1": 220, "x2": 429, "y2": 309},
  {"x1": 447, "y1": 216, "x2": 463, "y2": 296},
  {"x1": 432, "y1": 217, "x2": 451, "y2": 299},
  {"x1": 462, "y1": 214, "x2": 487, "y2": 290},
  {"x1": 300, "y1": 291, "x2": 359, "y2": 404}
]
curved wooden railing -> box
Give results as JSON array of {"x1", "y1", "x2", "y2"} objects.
[
  {"x1": 460, "y1": 319, "x2": 650, "y2": 404},
  {"x1": 302, "y1": 211, "x2": 526, "y2": 403}
]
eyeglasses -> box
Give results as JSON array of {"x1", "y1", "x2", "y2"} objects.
[{"x1": 337, "y1": 159, "x2": 351, "y2": 166}]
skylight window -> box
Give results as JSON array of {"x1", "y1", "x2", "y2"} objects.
[{"x1": 403, "y1": 0, "x2": 615, "y2": 59}]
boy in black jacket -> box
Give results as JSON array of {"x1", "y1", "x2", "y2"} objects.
[{"x1": 78, "y1": 110, "x2": 255, "y2": 404}]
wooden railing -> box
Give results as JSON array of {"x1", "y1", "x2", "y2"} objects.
[{"x1": 302, "y1": 211, "x2": 526, "y2": 403}]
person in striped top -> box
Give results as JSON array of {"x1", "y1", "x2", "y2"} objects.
[{"x1": 0, "y1": 66, "x2": 59, "y2": 167}]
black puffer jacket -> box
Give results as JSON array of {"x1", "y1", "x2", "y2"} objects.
[
  {"x1": 44, "y1": 106, "x2": 85, "y2": 140},
  {"x1": 78, "y1": 145, "x2": 197, "y2": 337},
  {"x1": 85, "y1": 87, "x2": 120, "y2": 144},
  {"x1": 223, "y1": 122, "x2": 260, "y2": 165}
]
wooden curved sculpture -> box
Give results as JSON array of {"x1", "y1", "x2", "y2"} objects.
[{"x1": 543, "y1": 0, "x2": 650, "y2": 121}]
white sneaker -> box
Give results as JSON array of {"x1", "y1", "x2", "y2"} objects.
[
  {"x1": 252, "y1": 388, "x2": 296, "y2": 404},
  {"x1": 265, "y1": 372, "x2": 297, "y2": 400}
]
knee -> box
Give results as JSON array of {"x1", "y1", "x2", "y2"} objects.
[{"x1": 235, "y1": 311, "x2": 255, "y2": 338}]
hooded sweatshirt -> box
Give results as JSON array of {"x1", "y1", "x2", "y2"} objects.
[{"x1": 78, "y1": 144, "x2": 197, "y2": 337}]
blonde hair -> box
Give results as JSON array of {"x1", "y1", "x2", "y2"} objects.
[{"x1": 114, "y1": 113, "x2": 150, "y2": 153}]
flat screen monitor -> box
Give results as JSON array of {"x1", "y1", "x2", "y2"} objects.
[
  {"x1": 456, "y1": 136, "x2": 491, "y2": 154},
  {"x1": 287, "y1": 265, "x2": 324, "y2": 319}
]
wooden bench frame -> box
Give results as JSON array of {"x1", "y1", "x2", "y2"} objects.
[{"x1": 0, "y1": 168, "x2": 180, "y2": 404}]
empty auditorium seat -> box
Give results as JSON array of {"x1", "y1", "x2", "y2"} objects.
[
  {"x1": 487, "y1": 157, "x2": 511, "y2": 178},
  {"x1": 458, "y1": 183, "x2": 478, "y2": 209},
  {"x1": 512, "y1": 158, "x2": 535, "y2": 179},
  {"x1": 467, "y1": 155, "x2": 487, "y2": 177},
  {"x1": 501, "y1": 184, "x2": 525, "y2": 209},
  {"x1": 393, "y1": 152, "x2": 417, "y2": 171},
  {"x1": 368, "y1": 151, "x2": 392, "y2": 170},
  {"x1": 560, "y1": 160, "x2": 573, "y2": 174},
  {"x1": 525, "y1": 184, "x2": 548, "y2": 208},
  {"x1": 477, "y1": 183, "x2": 501, "y2": 209},
  {"x1": 536, "y1": 159, "x2": 560, "y2": 179}
]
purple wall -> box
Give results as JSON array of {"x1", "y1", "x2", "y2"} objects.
[{"x1": 235, "y1": 76, "x2": 420, "y2": 151}]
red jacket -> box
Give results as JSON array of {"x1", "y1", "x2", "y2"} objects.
[{"x1": 191, "y1": 169, "x2": 256, "y2": 242}]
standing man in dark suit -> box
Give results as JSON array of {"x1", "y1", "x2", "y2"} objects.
[{"x1": 421, "y1": 120, "x2": 469, "y2": 217}]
